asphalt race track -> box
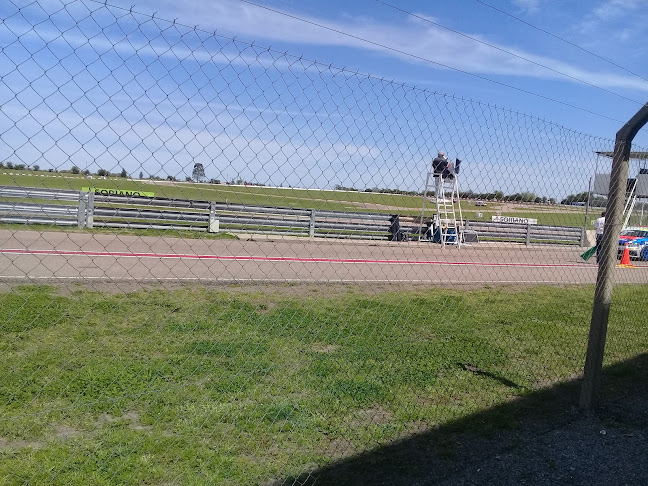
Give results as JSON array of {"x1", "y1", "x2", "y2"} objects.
[{"x1": 0, "y1": 230, "x2": 646, "y2": 286}]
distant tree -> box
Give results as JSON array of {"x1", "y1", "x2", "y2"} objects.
[
  {"x1": 6, "y1": 162, "x2": 14, "y2": 169},
  {"x1": 192, "y1": 163, "x2": 206, "y2": 182},
  {"x1": 120, "y1": 168, "x2": 127, "y2": 178},
  {"x1": 96, "y1": 169, "x2": 108, "y2": 176},
  {"x1": 561, "y1": 192, "x2": 589, "y2": 205},
  {"x1": 549, "y1": 198, "x2": 556, "y2": 205},
  {"x1": 33, "y1": 165, "x2": 40, "y2": 171},
  {"x1": 14, "y1": 164, "x2": 25, "y2": 170},
  {"x1": 82, "y1": 169, "x2": 90, "y2": 175},
  {"x1": 139, "y1": 171, "x2": 143, "y2": 179},
  {"x1": 185, "y1": 177, "x2": 193, "y2": 182},
  {"x1": 71, "y1": 166, "x2": 80, "y2": 174},
  {"x1": 0, "y1": 162, "x2": 4, "y2": 169},
  {"x1": 166, "y1": 175, "x2": 177, "y2": 182}
]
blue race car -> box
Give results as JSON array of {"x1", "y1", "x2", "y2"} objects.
[{"x1": 618, "y1": 226, "x2": 648, "y2": 261}]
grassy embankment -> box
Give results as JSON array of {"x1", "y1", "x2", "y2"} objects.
[
  {"x1": 0, "y1": 170, "x2": 592, "y2": 226},
  {"x1": 0, "y1": 284, "x2": 645, "y2": 484}
]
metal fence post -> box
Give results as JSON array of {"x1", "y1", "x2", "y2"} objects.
[
  {"x1": 309, "y1": 210, "x2": 316, "y2": 238},
  {"x1": 77, "y1": 192, "x2": 87, "y2": 228},
  {"x1": 580, "y1": 227, "x2": 586, "y2": 247},
  {"x1": 208, "y1": 202, "x2": 219, "y2": 233},
  {"x1": 86, "y1": 191, "x2": 94, "y2": 229},
  {"x1": 525, "y1": 222, "x2": 531, "y2": 246},
  {"x1": 580, "y1": 102, "x2": 648, "y2": 409},
  {"x1": 583, "y1": 156, "x2": 599, "y2": 241}
]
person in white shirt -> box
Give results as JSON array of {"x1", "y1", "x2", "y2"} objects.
[{"x1": 593, "y1": 212, "x2": 605, "y2": 263}]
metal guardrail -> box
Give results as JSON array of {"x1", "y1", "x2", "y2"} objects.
[
  {"x1": 0, "y1": 186, "x2": 400, "y2": 240},
  {"x1": 465, "y1": 220, "x2": 584, "y2": 245},
  {"x1": 0, "y1": 186, "x2": 584, "y2": 245}
]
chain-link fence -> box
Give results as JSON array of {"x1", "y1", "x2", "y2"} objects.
[{"x1": 1, "y1": 0, "x2": 647, "y2": 484}]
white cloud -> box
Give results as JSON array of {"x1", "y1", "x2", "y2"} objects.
[
  {"x1": 120, "y1": 0, "x2": 648, "y2": 93},
  {"x1": 6, "y1": 0, "x2": 648, "y2": 94},
  {"x1": 575, "y1": 0, "x2": 648, "y2": 35},
  {"x1": 591, "y1": 0, "x2": 644, "y2": 19},
  {"x1": 511, "y1": 0, "x2": 542, "y2": 14}
]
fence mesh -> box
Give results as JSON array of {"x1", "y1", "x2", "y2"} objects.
[{"x1": 1, "y1": 0, "x2": 647, "y2": 484}]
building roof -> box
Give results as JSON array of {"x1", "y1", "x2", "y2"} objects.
[{"x1": 596, "y1": 151, "x2": 648, "y2": 160}]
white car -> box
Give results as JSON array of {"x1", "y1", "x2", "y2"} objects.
[{"x1": 617, "y1": 227, "x2": 648, "y2": 261}]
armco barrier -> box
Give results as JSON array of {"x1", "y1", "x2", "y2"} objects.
[
  {"x1": 465, "y1": 220, "x2": 584, "y2": 246},
  {"x1": 0, "y1": 186, "x2": 584, "y2": 245},
  {"x1": 0, "y1": 187, "x2": 400, "y2": 240}
]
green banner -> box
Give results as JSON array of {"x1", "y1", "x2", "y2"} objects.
[{"x1": 82, "y1": 187, "x2": 155, "y2": 197}]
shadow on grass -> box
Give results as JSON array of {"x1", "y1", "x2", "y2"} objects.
[{"x1": 278, "y1": 353, "x2": 648, "y2": 486}]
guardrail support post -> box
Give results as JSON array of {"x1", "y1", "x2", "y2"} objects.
[
  {"x1": 86, "y1": 191, "x2": 94, "y2": 229},
  {"x1": 77, "y1": 192, "x2": 87, "y2": 228},
  {"x1": 208, "y1": 202, "x2": 219, "y2": 233},
  {"x1": 309, "y1": 210, "x2": 316, "y2": 238},
  {"x1": 525, "y1": 222, "x2": 531, "y2": 246}
]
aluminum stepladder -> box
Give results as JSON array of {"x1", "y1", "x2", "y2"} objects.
[
  {"x1": 418, "y1": 162, "x2": 464, "y2": 246},
  {"x1": 435, "y1": 174, "x2": 464, "y2": 247},
  {"x1": 622, "y1": 178, "x2": 637, "y2": 230}
]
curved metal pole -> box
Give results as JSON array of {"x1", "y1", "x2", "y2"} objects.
[{"x1": 580, "y1": 102, "x2": 648, "y2": 409}]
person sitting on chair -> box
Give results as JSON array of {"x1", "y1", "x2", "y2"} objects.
[{"x1": 442, "y1": 158, "x2": 462, "y2": 180}]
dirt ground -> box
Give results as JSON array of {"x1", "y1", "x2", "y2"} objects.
[{"x1": 280, "y1": 353, "x2": 648, "y2": 486}]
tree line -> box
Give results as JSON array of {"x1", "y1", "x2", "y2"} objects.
[{"x1": 335, "y1": 185, "x2": 558, "y2": 204}]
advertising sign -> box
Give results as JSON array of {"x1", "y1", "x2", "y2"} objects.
[
  {"x1": 492, "y1": 216, "x2": 538, "y2": 225},
  {"x1": 82, "y1": 187, "x2": 155, "y2": 197}
]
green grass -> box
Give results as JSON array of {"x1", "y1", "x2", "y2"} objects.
[
  {"x1": 0, "y1": 170, "x2": 423, "y2": 213},
  {"x1": 0, "y1": 284, "x2": 646, "y2": 484},
  {"x1": 2, "y1": 169, "x2": 597, "y2": 225}
]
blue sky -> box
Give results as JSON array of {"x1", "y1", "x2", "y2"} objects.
[
  {"x1": 1, "y1": 0, "x2": 648, "y2": 198},
  {"x1": 122, "y1": 0, "x2": 648, "y2": 143}
]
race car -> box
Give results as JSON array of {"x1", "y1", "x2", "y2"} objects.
[{"x1": 618, "y1": 226, "x2": 648, "y2": 261}]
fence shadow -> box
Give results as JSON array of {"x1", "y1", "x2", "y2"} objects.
[{"x1": 278, "y1": 353, "x2": 648, "y2": 486}]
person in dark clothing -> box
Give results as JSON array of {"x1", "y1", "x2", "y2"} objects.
[
  {"x1": 432, "y1": 152, "x2": 448, "y2": 174},
  {"x1": 432, "y1": 151, "x2": 448, "y2": 196}
]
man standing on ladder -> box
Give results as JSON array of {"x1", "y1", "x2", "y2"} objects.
[{"x1": 432, "y1": 151, "x2": 449, "y2": 198}]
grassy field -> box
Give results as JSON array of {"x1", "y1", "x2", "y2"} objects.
[
  {"x1": 0, "y1": 169, "x2": 597, "y2": 226},
  {"x1": 0, "y1": 170, "x2": 426, "y2": 213},
  {"x1": 0, "y1": 284, "x2": 646, "y2": 485}
]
